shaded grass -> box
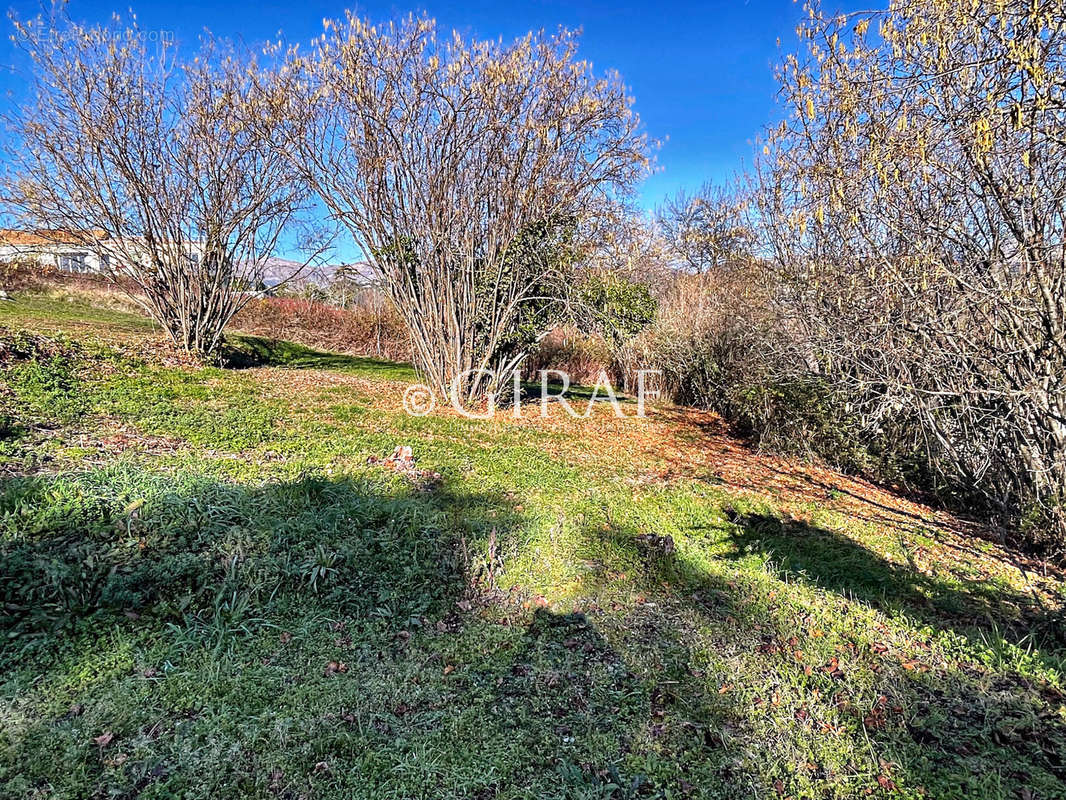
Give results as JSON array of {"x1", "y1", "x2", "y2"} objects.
[{"x1": 223, "y1": 334, "x2": 416, "y2": 381}]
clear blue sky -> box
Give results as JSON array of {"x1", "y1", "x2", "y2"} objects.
[{"x1": 0, "y1": 0, "x2": 818, "y2": 259}]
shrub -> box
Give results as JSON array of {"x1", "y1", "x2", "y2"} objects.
[
  {"x1": 523, "y1": 327, "x2": 612, "y2": 386},
  {"x1": 619, "y1": 268, "x2": 781, "y2": 407},
  {"x1": 232, "y1": 293, "x2": 411, "y2": 362},
  {"x1": 575, "y1": 273, "x2": 657, "y2": 349}
]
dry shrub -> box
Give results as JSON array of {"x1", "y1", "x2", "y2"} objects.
[
  {"x1": 2, "y1": 260, "x2": 103, "y2": 292},
  {"x1": 618, "y1": 267, "x2": 779, "y2": 405},
  {"x1": 233, "y1": 293, "x2": 411, "y2": 362},
  {"x1": 523, "y1": 327, "x2": 612, "y2": 385}
]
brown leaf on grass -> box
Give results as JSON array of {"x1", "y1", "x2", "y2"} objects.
[
  {"x1": 864, "y1": 707, "x2": 886, "y2": 730},
  {"x1": 443, "y1": 664, "x2": 455, "y2": 675},
  {"x1": 821, "y1": 657, "x2": 845, "y2": 679},
  {"x1": 367, "y1": 446, "x2": 441, "y2": 490},
  {"x1": 92, "y1": 731, "x2": 114, "y2": 748},
  {"x1": 323, "y1": 661, "x2": 348, "y2": 676},
  {"x1": 757, "y1": 639, "x2": 780, "y2": 655}
]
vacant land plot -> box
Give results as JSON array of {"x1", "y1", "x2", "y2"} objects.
[{"x1": 1, "y1": 293, "x2": 1064, "y2": 800}]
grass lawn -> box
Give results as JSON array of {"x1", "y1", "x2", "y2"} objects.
[{"x1": 1, "y1": 292, "x2": 1064, "y2": 800}]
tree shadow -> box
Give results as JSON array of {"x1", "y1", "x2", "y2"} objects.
[
  {"x1": 721, "y1": 510, "x2": 1065, "y2": 650},
  {"x1": 0, "y1": 468, "x2": 739, "y2": 798},
  {"x1": 559, "y1": 518, "x2": 1066, "y2": 798},
  {"x1": 3, "y1": 469, "x2": 1064, "y2": 798},
  {"x1": 0, "y1": 470, "x2": 497, "y2": 644},
  {"x1": 220, "y1": 334, "x2": 414, "y2": 380}
]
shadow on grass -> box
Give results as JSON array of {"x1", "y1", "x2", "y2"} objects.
[
  {"x1": 221, "y1": 334, "x2": 415, "y2": 380},
  {"x1": 0, "y1": 467, "x2": 732, "y2": 799},
  {"x1": 570, "y1": 519, "x2": 1066, "y2": 798},
  {"x1": 3, "y1": 465, "x2": 1064, "y2": 798},
  {"x1": 722, "y1": 510, "x2": 1066, "y2": 650},
  {"x1": 0, "y1": 470, "x2": 489, "y2": 644}
]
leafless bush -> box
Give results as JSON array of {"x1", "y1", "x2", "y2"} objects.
[
  {"x1": 523, "y1": 327, "x2": 612, "y2": 386},
  {"x1": 4, "y1": 14, "x2": 319, "y2": 356},
  {"x1": 758, "y1": 0, "x2": 1066, "y2": 550},
  {"x1": 275, "y1": 15, "x2": 650, "y2": 400}
]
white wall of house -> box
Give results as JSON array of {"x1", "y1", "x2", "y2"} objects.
[
  {"x1": 0, "y1": 237, "x2": 210, "y2": 275},
  {"x1": 0, "y1": 243, "x2": 110, "y2": 273}
]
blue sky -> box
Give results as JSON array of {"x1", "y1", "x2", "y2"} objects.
[{"x1": 0, "y1": 0, "x2": 814, "y2": 259}]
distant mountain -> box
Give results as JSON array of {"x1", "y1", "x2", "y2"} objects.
[{"x1": 252, "y1": 258, "x2": 375, "y2": 288}]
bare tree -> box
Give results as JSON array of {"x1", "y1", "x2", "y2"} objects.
[
  {"x1": 759, "y1": 0, "x2": 1066, "y2": 549},
  {"x1": 657, "y1": 181, "x2": 754, "y2": 274},
  {"x1": 274, "y1": 15, "x2": 650, "y2": 400},
  {"x1": 4, "y1": 15, "x2": 318, "y2": 356}
]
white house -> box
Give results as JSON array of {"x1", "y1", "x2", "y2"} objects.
[
  {"x1": 0, "y1": 229, "x2": 343, "y2": 288},
  {"x1": 0, "y1": 229, "x2": 114, "y2": 273}
]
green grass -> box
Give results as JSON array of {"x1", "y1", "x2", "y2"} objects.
[
  {"x1": 1, "y1": 294, "x2": 1064, "y2": 800},
  {"x1": 0, "y1": 293, "x2": 158, "y2": 337},
  {"x1": 224, "y1": 334, "x2": 417, "y2": 381}
]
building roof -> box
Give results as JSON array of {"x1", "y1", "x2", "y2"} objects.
[{"x1": 0, "y1": 229, "x2": 110, "y2": 247}]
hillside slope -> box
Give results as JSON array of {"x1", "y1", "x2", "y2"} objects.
[{"x1": 1, "y1": 292, "x2": 1064, "y2": 800}]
